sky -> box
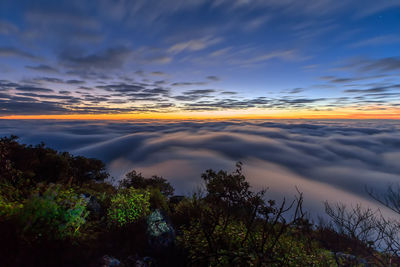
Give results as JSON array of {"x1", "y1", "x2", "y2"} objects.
[{"x1": 0, "y1": 0, "x2": 400, "y2": 119}]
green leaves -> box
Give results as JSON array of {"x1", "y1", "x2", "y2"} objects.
[
  {"x1": 107, "y1": 188, "x2": 150, "y2": 227},
  {"x1": 16, "y1": 184, "x2": 88, "y2": 240},
  {"x1": 120, "y1": 170, "x2": 174, "y2": 197}
]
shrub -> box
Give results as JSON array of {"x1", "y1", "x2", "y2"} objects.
[
  {"x1": 173, "y1": 163, "x2": 338, "y2": 266},
  {"x1": 178, "y1": 219, "x2": 336, "y2": 267},
  {"x1": 0, "y1": 136, "x2": 109, "y2": 187},
  {"x1": 0, "y1": 194, "x2": 22, "y2": 218},
  {"x1": 107, "y1": 188, "x2": 150, "y2": 227},
  {"x1": 17, "y1": 184, "x2": 88, "y2": 240},
  {"x1": 148, "y1": 187, "x2": 170, "y2": 212},
  {"x1": 120, "y1": 170, "x2": 174, "y2": 197}
]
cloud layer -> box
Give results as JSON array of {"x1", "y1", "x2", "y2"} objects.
[{"x1": 1, "y1": 119, "x2": 399, "y2": 216}]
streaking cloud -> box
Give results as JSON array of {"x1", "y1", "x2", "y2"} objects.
[{"x1": 0, "y1": 0, "x2": 399, "y2": 118}]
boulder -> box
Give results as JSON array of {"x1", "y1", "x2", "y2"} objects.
[
  {"x1": 99, "y1": 255, "x2": 121, "y2": 267},
  {"x1": 82, "y1": 193, "x2": 102, "y2": 217},
  {"x1": 126, "y1": 255, "x2": 155, "y2": 267},
  {"x1": 146, "y1": 209, "x2": 175, "y2": 250}
]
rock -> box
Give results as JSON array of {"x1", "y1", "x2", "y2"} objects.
[
  {"x1": 99, "y1": 255, "x2": 121, "y2": 267},
  {"x1": 146, "y1": 209, "x2": 175, "y2": 250},
  {"x1": 127, "y1": 255, "x2": 155, "y2": 267},
  {"x1": 82, "y1": 193, "x2": 102, "y2": 216},
  {"x1": 333, "y1": 252, "x2": 368, "y2": 267}
]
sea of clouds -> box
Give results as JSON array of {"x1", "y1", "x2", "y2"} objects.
[{"x1": 1, "y1": 119, "x2": 400, "y2": 217}]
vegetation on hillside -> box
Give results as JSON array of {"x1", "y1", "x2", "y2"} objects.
[{"x1": 0, "y1": 136, "x2": 399, "y2": 266}]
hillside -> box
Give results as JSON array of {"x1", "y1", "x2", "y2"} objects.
[{"x1": 0, "y1": 136, "x2": 399, "y2": 266}]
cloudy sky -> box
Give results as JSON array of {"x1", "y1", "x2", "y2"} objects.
[{"x1": 0, "y1": 0, "x2": 399, "y2": 118}]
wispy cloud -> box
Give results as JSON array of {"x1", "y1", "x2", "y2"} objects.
[
  {"x1": 0, "y1": 47, "x2": 39, "y2": 60},
  {"x1": 168, "y1": 36, "x2": 223, "y2": 54}
]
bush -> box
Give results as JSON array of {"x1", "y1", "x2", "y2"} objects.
[
  {"x1": 0, "y1": 136, "x2": 109, "y2": 187},
  {"x1": 178, "y1": 219, "x2": 336, "y2": 267},
  {"x1": 0, "y1": 193, "x2": 22, "y2": 218},
  {"x1": 120, "y1": 170, "x2": 174, "y2": 197},
  {"x1": 107, "y1": 188, "x2": 150, "y2": 227},
  {"x1": 173, "y1": 163, "x2": 337, "y2": 266},
  {"x1": 17, "y1": 184, "x2": 88, "y2": 240},
  {"x1": 148, "y1": 187, "x2": 170, "y2": 212}
]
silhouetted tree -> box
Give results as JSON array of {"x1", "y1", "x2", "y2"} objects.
[
  {"x1": 0, "y1": 136, "x2": 108, "y2": 187},
  {"x1": 120, "y1": 170, "x2": 174, "y2": 197}
]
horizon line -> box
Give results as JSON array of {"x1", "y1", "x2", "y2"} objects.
[{"x1": 1, "y1": 113, "x2": 400, "y2": 120}]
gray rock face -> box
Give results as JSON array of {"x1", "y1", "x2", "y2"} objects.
[
  {"x1": 146, "y1": 209, "x2": 175, "y2": 250},
  {"x1": 128, "y1": 255, "x2": 155, "y2": 267},
  {"x1": 99, "y1": 255, "x2": 121, "y2": 267},
  {"x1": 82, "y1": 193, "x2": 102, "y2": 216}
]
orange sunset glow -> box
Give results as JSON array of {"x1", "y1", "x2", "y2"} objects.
[{"x1": 1, "y1": 1, "x2": 400, "y2": 265}]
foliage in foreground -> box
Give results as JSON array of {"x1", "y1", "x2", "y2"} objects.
[
  {"x1": 107, "y1": 188, "x2": 150, "y2": 227},
  {"x1": 1, "y1": 136, "x2": 400, "y2": 266},
  {"x1": 1, "y1": 183, "x2": 88, "y2": 240},
  {"x1": 20, "y1": 184, "x2": 88, "y2": 240},
  {"x1": 174, "y1": 163, "x2": 335, "y2": 266}
]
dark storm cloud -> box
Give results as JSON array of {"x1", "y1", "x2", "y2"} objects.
[{"x1": 0, "y1": 47, "x2": 38, "y2": 59}]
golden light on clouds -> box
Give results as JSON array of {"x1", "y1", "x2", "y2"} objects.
[{"x1": 1, "y1": 106, "x2": 399, "y2": 120}]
